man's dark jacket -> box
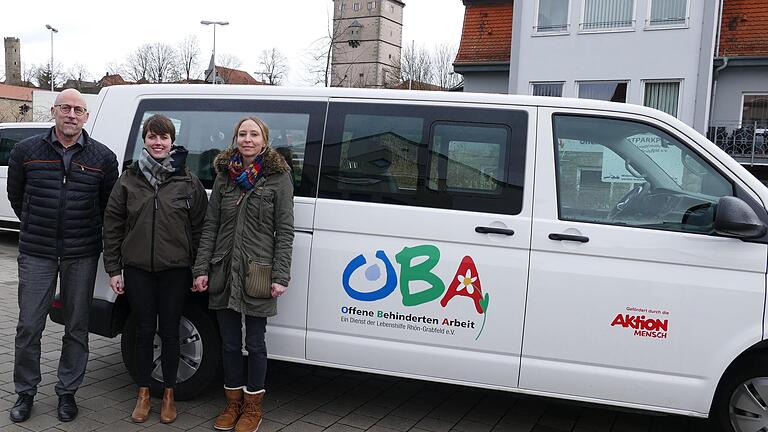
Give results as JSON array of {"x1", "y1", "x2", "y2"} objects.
[{"x1": 7, "y1": 127, "x2": 119, "y2": 258}]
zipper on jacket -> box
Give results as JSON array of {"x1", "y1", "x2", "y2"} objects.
[
  {"x1": 151, "y1": 188, "x2": 158, "y2": 272},
  {"x1": 57, "y1": 171, "x2": 68, "y2": 256}
]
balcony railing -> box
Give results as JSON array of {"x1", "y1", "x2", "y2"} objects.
[{"x1": 708, "y1": 120, "x2": 768, "y2": 165}]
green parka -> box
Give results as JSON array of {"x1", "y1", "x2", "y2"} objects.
[
  {"x1": 103, "y1": 161, "x2": 208, "y2": 276},
  {"x1": 192, "y1": 147, "x2": 294, "y2": 317}
]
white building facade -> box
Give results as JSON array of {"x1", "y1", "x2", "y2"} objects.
[{"x1": 507, "y1": 0, "x2": 719, "y2": 133}]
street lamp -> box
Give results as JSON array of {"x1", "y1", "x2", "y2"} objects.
[
  {"x1": 200, "y1": 20, "x2": 229, "y2": 85},
  {"x1": 45, "y1": 24, "x2": 58, "y2": 91}
]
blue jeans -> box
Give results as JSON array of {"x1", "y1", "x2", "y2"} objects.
[
  {"x1": 216, "y1": 309, "x2": 267, "y2": 392},
  {"x1": 14, "y1": 253, "x2": 98, "y2": 396}
]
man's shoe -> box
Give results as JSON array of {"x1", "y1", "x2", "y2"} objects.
[
  {"x1": 57, "y1": 394, "x2": 78, "y2": 422},
  {"x1": 9, "y1": 394, "x2": 33, "y2": 423}
]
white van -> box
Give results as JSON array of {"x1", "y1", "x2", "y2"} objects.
[
  {"x1": 0, "y1": 122, "x2": 54, "y2": 230},
  {"x1": 50, "y1": 84, "x2": 768, "y2": 431}
]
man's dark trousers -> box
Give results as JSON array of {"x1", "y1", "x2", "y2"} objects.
[{"x1": 14, "y1": 253, "x2": 99, "y2": 396}]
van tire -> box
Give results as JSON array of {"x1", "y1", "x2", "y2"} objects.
[
  {"x1": 711, "y1": 354, "x2": 768, "y2": 432},
  {"x1": 120, "y1": 304, "x2": 220, "y2": 400}
]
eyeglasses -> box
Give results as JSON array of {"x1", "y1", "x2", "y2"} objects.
[{"x1": 54, "y1": 104, "x2": 87, "y2": 116}]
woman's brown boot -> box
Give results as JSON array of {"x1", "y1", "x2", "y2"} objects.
[
  {"x1": 160, "y1": 388, "x2": 177, "y2": 424},
  {"x1": 130, "y1": 387, "x2": 151, "y2": 423},
  {"x1": 214, "y1": 386, "x2": 244, "y2": 431},
  {"x1": 235, "y1": 389, "x2": 264, "y2": 432}
]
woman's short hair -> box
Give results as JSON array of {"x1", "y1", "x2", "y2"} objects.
[
  {"x1": 142, "y1": 114, "x2": 176, "y2": 142},
  {"x1": 232, "y1": 117, "x2": 270, "y2": 147}
]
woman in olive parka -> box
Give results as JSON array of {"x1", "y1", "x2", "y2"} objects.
[{"x1": 192, "y1": 116, "x2": 293, "y2": 432}]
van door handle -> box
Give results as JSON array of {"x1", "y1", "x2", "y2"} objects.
[
  {"x1": 548, "y1": 233, "x2": 589, "y2": 243},
  {"x1": 475, "y1": 226, "x2": 515, "y2": 236}
]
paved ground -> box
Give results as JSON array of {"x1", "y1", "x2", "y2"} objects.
[{"x1": 0, "y1": 231, "x2": 710, "y2": 432}]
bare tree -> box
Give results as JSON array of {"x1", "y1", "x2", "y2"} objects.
[
  {"x1": 65, "y1": 63, "x2": 92, "y2": 82},
  {"x1": 146, "y1": 43, "x2": 180, "y2": 83},
  {"x1": 124, "y1": 44, "x2": 153, "y2": 82},
  {"x1": 105, "y1": 61, "x2": 125, "y2": 77},
  {"x1": 400, "y1": 42, "x2": 434, "y2": 87},
  {"x1": 302, "y1": 6, "x2": 358, "y2": 87},
  {"x1": 178, "y1": 35, "x2": 202, "y2": 80},
  {"x1": 217, "y1": 53, "x2": 242, "y2": 69},
  {"x1": 21, "y1": 63, "x2": 38, "y2": 87},
  {"x1": 257, "y1": 48, "x2": 289, "y2": 85},
  {"x1": 432, "y1": 43, "x2": 461, "y2": 90}
]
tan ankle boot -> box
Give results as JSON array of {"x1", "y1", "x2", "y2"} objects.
[
  {"x1": 160, "y1": 388, "x2": 177, "y2": 424},
  {"x1": 131, "y1": 387, "x2": 151, "y2": 423},
  {"x1": 214, "y1": 386, "x2": 244, "y2": 431},
  {"x1": 235, "y1": 389, "x2": 264, "y2": 432}
]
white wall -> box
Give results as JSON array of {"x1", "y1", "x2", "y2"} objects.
[
  {"x1": 32, "y1": 90, "x2": 98, "y2": 122},
  {"x1": 711, "y1": 66, "x2": 768, "y2": 125}
]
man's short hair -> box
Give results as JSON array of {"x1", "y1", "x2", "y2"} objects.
[{"x1": 142, "y1": 114, "x2": 176, "y2": 142}]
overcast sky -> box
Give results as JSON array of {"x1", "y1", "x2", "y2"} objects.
[{"x1": 0, "y1": 0, "x2": 465, "y2": 86}]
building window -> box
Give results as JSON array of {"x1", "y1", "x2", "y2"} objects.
[
  {"x1": 643, "y1": 81, "x2": 681, "y2": 117},
  {"x1": 581, "y1": 0, "x2": 634, "y2": 31},
  {"x1": 368, "y1": 1, "x2": 376, "y2": 10},
  {"x1": 742, "y1": 94, "x2": 768, "y2": 128},
  {"x1": 532, "y1": 82, "x2": 565, "y2": 97},
  {"x1": 648, "y1": 0, "x2": 687, "y2": 27},
  {"x1": 536, "y1": 0, "x2": 569, "y2": 33},
  {"x1": 339, "y1": 2, "x2": 345, "y2": 11},
  {"x1": 577, "y1": 81, "x2": 628, "y2": 102},
  {"x1": 353, "y1": 2, "x2": 360, "y2": 11}
]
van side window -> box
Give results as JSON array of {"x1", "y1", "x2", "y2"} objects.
[
  {"x1": 125, "y1": 99, "x2": 325, "y2": 197},
  {"x1": 553, "y1": 115, "x2": 733, "y2": 234},
  {"x1": 0, "y1": 128, "x2": 45, "y2": 166},
  {"x1": 319, "y1": 103, "x2": 527, "y2": 215},
  {"x1": 336, "y1": 114, "x2": 422, "y2": 196},
  {"x1": 428, "y1": 123, "x2": 509, "y2": 194}
]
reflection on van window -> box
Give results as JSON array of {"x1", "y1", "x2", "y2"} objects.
[
  {"x1": 429, "y1": 123, "x2": 508, "y2": 193},
  {"x1": 320, "y1": 103, "x2": 527, "y2": 215},
  {"x1": 128, "y1": 110, "x2": 310, "y2": 190},
  {"x1": 553, "y1": 115, "x2": 733, "y2": 234},
  {"x1": 337, "y1": 114, "x2": 422, "y2": 194}
]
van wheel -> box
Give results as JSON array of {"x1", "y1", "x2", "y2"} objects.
[
  {"x1": 121, "y1": 304, "x2": 220, "y2": 400},
  {"x1": 712, "y1": 355, "x2": 768, "y2": 432}
]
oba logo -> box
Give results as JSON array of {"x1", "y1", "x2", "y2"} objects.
[{"x1": 342, "y1": 244, "x2": 490, "y2": 314}]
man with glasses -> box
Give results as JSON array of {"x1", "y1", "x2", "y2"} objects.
[{"x1": 6, "y1": 89, "x2": 118, "y2": 423}]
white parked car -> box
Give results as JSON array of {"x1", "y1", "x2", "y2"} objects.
[
  {"x1": 48, "y1": 84, "x2": 768, "y2": 432},
  {"x1": 0, "y1": 122, "x2": 54, "y2": 230}
]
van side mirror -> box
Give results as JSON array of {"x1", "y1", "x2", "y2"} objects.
[{"x1": 714, "y1": 196, "x2": 767, "y2": 239}]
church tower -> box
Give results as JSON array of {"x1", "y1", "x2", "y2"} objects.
[
  {"x1": 4, "y1": 37, "x2": 22, "y2": 85},
  {"x1": 331, "y1": 0, "x2": 404, "y2": 88}
]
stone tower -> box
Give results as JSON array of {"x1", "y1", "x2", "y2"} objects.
[
  {"x1": 4, "y1": 37, "x2": 22, "y2": 85},
  {"x1": 331, "y1": 0, "x2": 404, "y2": 88}
]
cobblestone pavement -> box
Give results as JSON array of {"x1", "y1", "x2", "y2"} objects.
[{"x1": 0, "y1": 231, "x2": 710, "y2": 432}]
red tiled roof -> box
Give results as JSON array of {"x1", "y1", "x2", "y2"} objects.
[
  {"x1": 0, "y1": 84, "x2": 34, "y2": 101},
  {"x1": 98, "y1": 73, "x2": 128, "y2": 87},
  {"x1": 215, "y1": 67, "x2": 265, "y2": 85},
  {"x1": 719, "y1": 0, "x2": 768, "y2": 57},
  {"x1": 454, "y1": 1, "x2": 513, "y2": 65}
]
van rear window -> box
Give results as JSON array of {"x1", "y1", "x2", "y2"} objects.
[
  {"x1": 125, "y1": 99, "x2": 325, "y2": 197},
  {"x1": 0, "y1": 128, "x2": 48, "y2": 166}
]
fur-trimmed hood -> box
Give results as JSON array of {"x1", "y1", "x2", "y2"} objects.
[{"x1": 213, "y1": 146, "x2": 291, "y2": 177}]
